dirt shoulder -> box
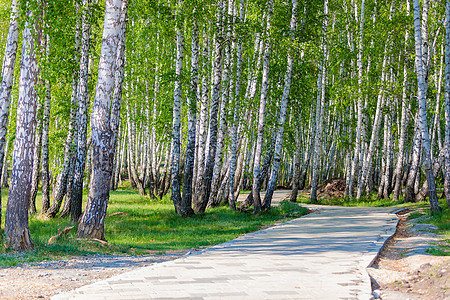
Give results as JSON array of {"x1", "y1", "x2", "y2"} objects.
[
  {"x1": 368, "y1": 210, "x2": 450, "y2": 300},
  {"x1": 0, "y1": 249, "x2": 197, "y2": 300}
]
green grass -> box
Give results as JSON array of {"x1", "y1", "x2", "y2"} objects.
[
  {"x1": 426, "y1": 241, "x2": 450, "y2": 256},
  {"x1": 0, "y1": 188, "x2": 308, "y2": 268},
  {"x1": 413, "y1": 208, "x2": 450, "y2": 256}
]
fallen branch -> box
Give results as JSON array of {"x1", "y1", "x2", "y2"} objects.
[
  {"x1": 107, "y1": 211, "x2": 129, "y2": 217},
  {"x1": 77, "y1": 238, "x2": 109, "y2": 246},
  {"x1": 47, "y1": 226, "x2": 75, "y2": 245}
]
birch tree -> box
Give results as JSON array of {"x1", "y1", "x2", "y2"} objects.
[
  {"x1": 445, "y1": 0, "x2": 450, "y2": 207},
  {"x1": 348, "y1": 0, "x2": 365, "y2": 198},
  {"x1": 4, "y1": 11, "x2": 39, "y2": 250},
  {"x1": 194, "y1": 1, "x2": 224, "y2": 213},
  {"x1": 71, "y1": 0, "x2": 93, "y2": 222},
  {"x1": 228, "y1": 0, "x2": 245, "y2": 210},
  {"x1": 262, "y1": 0, "x2": 298, "y2": 210},
  {"x1": 393, "y1": 3, "x2": 410, "y2": 201},
  {"x1": 77, "y1": 0, "x2": 128, "y2": 239},
  {"x1": 0, "y1": 0, "x2": 19, "y2": 232},
  {"x1": 252, "y1": 0, "x2": 273, "y2": 213},
  {"x1": 180, "y1": 12, "x2": 198, "y2": 217},
  {"x1": 412, "y1": 0, "x2": 440, "y2": 213},
  {"x1": 171, "y1": 0, "x2": 184, "y2": 213},
  {"x1": 310, "y1": 0, "x2": 328, "y2": 203}
]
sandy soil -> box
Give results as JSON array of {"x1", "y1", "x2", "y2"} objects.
[
  {"x1": 368, "y1": 210, "x2": 449, "y2": 300},
  {"x1": 0, "y1": 249, "x2": 196, "y2": 300}
]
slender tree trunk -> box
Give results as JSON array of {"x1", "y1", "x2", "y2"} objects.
[
  {"x1": 126, "y1": 100, "x2": 146, "y2": 196},
  {"x1": 356, "y1": 44, "x2": 389, "y2": 199},
  {"x1": 71, "y1": 0, "x2": 92, "y2": 222},
  {"x1": 60, "y1": 151, "x2": 76, "y2": 217},
  {"x1": 193, "y1": 1, "x2": 224, "y2": 213},
  {"x1": 416, "y1": 149, "x2": 444, "y2": 202},
  {"x1": 405, "y1": 121, "x2": 422, "y2": 202},
  {"x1": 379, "y1": 114, "x2": 392, "y2": 199},
  {"x1": 445, "y1": 0, "x2": 450, "y2": 208},
  {"x1": 41, "y1": 83, "x2": 51, "y2": 215},
  {"x1": 210, "y1": 2, "x2": 232, "y2": 207},
  {"x1": 348, "y1": 0, "x2": 365, "y2": 198},
  {"x1": 0, "y1": 0, "x2": 19, "y2": 233},
  {"x1": 1, "y1": 139, "x2": 9, "y2": 188},
  {"x1": 228, "y1": 0, "x2": 245, "y2": 211},
  {"x1": 180, "y1": 16, "x2": 199, "y2": 217},
  {"x1": 300, "y1": 109, "x2": 315, "y2": 190},
  {"x1": 150, "y1": 85, "x2": 158, "y2": 195},
  {"x1": 46, "y1": 15, "x2": 81, "y2": 218},
  {"x1": 262, "y1": 0, "x2": 297, "y2": 210},
  {"x1": 252, "y1": 0, "x2": 273, "y2": 213},
  {"x1": 393, "y1": 31, "x2": 410, "y2": 201},
  {"x1": 29, "y1": 102, "x2": 43, "y2": 214},
  {"x1": 194, "y1": 32, "x2": 210, "y2": 197},
  {"x1": 4, "y1": 12, "x2": 38, "y2": 250},
  {"x1": 77, "y1": 0, "x2": 128, "y2": 239},
  {"x1": 412, "y1": 0, "x2": 440, "y2": 212},
  {"x1": 310, "y1": 0, "x2": 328, "y2": 203},
  {"x1": 162, "y1": 145, "x2": 173, "y2": 198},
  {"x1": 240, "y1": 135, "x2": 276, "y2": 210},
  {"x1": 159, "y1": 143, "x2": 170, "y2": 194},
  {"x1": 171, "y1": 0, "x2": 184, "y2": 213},
  {"x1": 431, "y1": 50, "x2": 444, "y2": 155},
  {"x1": 290, "y1": 124, "x2": 302, "y2": 202}
]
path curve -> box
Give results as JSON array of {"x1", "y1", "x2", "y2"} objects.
[{"x1": 53, "y1": 193, "x2": 400, "y2": 300}]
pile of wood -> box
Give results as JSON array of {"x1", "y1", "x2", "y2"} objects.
[{"x1": 317, "y1": 179, "x2": 346, "y2": 199}]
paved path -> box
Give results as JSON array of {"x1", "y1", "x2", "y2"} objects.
[{"x1": 53, "y1": 197, "x2": 401, "y2": 300}]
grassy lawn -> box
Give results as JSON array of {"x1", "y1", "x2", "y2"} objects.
[{"x1": 0, "y1": 188, "x2": 308, "y2": 268}]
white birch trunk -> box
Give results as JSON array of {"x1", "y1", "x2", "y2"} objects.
[
  {"x1": 194, "y1": 32, "x2": 210, "y2": 196},
  {"x1": 194, "y1": 1, "x2": 224, "y2": 213},
  {"x1": 412, "y1": 0, "x2": 440, "y2": 212},
  {"x1": 262, "y1": 0, "x2": 298, "y2": 209},
  {"x1": 72, "y1": 0, "x2": 92, "y2": 222},
  {"x1": 310, "y1": 0, "x2": 328, "y2": 203},
  {"x1": 171, "y1": 0, "x2": 184, "y2": 213},
  {"x1": 77, "y1": 0, "x2": 128, "y2": 239},
  {"x1": 47, "y1": 12, "x2": 81, "y2": 218},
  {"x1": 228, "y1": 0, "x2": 245, "y2": 210},
  {"x1": 445, "y1": 0, "x2": 450, "y2": 207},
  {"x1": 348, "y1": 0, "x2": 365, "y2": 198},
  {"x1": 393, "y1": 5, "x2": 410, "y2": 201},
  {"x1": 5, "y1": 12, "x2": 39, "y2": 250},
  {"x1": 252, "y1": 0, "x2": 273, "y2": 213},
  {"x1": 356, "y1": 41, "x2": 389, "y2": 199},
  {"x1": 180, "y1": 15, "x2": 199, "y2": 217},
  {"x1": 41, "y1": 82, "x2": 51, "y2": 214},
  {"x1": 0, "y1": 0, "x2": 19, "y2": 232}
]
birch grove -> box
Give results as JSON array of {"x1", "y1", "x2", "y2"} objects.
[{"x1": 0, "y1": 0, "x2": 448, "y2": 246}]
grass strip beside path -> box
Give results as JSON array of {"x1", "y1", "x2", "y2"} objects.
[{"x1": 0, "y1": 188, "x2": 308, "y2": 268}]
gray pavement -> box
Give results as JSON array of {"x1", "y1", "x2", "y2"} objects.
[{"x1": 52, "y1": 201, "x2": 401, "y2": 300}]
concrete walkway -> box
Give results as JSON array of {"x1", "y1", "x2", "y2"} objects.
[{"x1": 52, "y1": 204, "x2": 401, "y2": 300}]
